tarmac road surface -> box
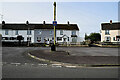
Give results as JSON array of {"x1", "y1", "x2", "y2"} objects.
[
  {"x1": 1, "y1": 47, "x2": 119, "y2": 78},
  {"x1": 2, "y1": 63, "x2": 119, "y2": 78}
]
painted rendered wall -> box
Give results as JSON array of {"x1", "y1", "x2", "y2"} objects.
[
  {"x1": 101, "y1": 30, "x2": 120, "y2": 42},
  {"x1": 0, "y1": 29, "x2": 80, "y2": 43},
  {"x1": 34, "y1": 29, "x2": 54, "y2": 43},
  {"x1": 0, "y1": 29, "x2": 34, "y2": 43},
  {"x1": 56, "y1": 30, "x2": 79, "y2": 43}
]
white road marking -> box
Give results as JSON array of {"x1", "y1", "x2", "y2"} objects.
[
  {"x1": 52, "y1": 64, "x2": 61, "y2": 66},
  {"x1": 65, "y1": 66, "x2": 77, "y2": 68},
  {"x1": 24, "y1": 63, "x2": 27, "y2": 65},
  {"x1": 11, "y1": 63, "x2": 21, "y2": 65},
  {"x1": 52, "y1": 66, "x2": 62, "y2": 67},
  {"x1": 38, "y1": 64, "x2": 47, "y2": 66},
  {"x1": 31, "y1": 64, "x2": 34, "y2": 65}
]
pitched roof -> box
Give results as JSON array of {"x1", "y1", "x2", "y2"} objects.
[
  {"x1": 1, "y1": 23, "x2": 79, "y2": 30},
  {"x1": 101, "y1": 22, "x2": 120, "y2": 30}
]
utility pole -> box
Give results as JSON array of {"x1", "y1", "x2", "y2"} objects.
[
  {"x1": 53, "y1": 2, "x2": 56, "y2": 45},
  {"x1": 51, "y1": 2, "x2": 57, "y2": 51},
  {"x1": 26, "y1": 21, "x2": 29, "y2": 47}
]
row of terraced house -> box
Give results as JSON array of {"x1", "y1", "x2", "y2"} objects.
[
  {"x1": 0, "y1": 21, "x2": 80, "y2": 45},
  {"x1": 0, "y1": 20, "x2": 120, "y2": 45}
]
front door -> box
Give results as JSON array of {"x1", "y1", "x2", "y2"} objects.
[{"x1": 63, "y1": 38, "x2": 66, "y2": 42}]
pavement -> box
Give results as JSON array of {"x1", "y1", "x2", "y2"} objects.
[{"x1": 28, "y1": 48, "x2": 119, "y2": 67}]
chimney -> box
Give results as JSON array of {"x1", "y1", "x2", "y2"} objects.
[
  {"x1": 67, "y1": 21, "x2": 70, "y2": 26},
  {"x1": 43, "y1": 21, "x2": 45, "y2": 25},
  {"x1": 2, "y1": 21, "x2": 5, "y2": 24},
  {"x1": 110, "y1": 20, "x2": 112, "y2": 24},
  {"x1": 26, "y1": 21, "x2": 29, "y2": 25},
  {"x1": 2, "y1": 21, "x2": 5, "y2": 26}
]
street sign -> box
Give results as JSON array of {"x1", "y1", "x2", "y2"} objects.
[{"x1": 53, "y1": 21, "x2": 57, "y2": 26}]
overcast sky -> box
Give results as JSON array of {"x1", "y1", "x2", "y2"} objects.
[{"x1": 0, "y1": 2, "x2": 118, "y2": 37}]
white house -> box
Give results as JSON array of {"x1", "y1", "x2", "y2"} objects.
[
  {"x1": 101, "y1": 20, "x2": 120, "y2": 43},
  {"x1": 0, "y1": 21, "x2": 80, "y2": 44}
]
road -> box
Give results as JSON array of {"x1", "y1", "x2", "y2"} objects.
[
  {"x1": 2, "y1": 64, "x2": 118, "y2": 78},
  {"x1": 1, "y1": 47, "x2": 119, "y2": 78}
]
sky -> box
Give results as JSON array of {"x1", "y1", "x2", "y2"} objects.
[{"x1": 0, "y1": 1, "x2": 118, "y2": 37}]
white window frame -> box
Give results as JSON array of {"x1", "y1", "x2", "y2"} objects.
[
  {"x1": 105, "y1": 36, "x2": 111, "y2": 42},
  {"x1": 50, "y1": 30, "x2": 53, "y2": 35},
  {"x1": 113, "y1": 37, "x2": 116, "y2": 41},
  {"x1": 38, "y1": 30, "x2": 42, "y2": 35},
  {"x1": 5, "y1": 30, "x2": 8, "y2": 35},
  {"x1": 71, "y1": 31, "x2": 76, "y2": 35},
  {"x1": 105, "y1": 30, "x2": 110, "y2": 35},
  {"x1": 15, "y1": 30, "x2": 18, "y2": 35},
  {"x1": 60, "y1": 30, "x2": 63, "y2": 35},
  {"x1": 27, "y1": 30, "x2": 32, "y2": 35}
]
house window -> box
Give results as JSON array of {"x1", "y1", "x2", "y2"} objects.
[
  {"x1": 15, "y1": 30, "x2": 18, "y2": 35},
  {"x1": 60, "y1": 30, "x2": 63, "y2": 35},
  {"x1": 2, "y1": 37, "x2": 8, "y2": 40},
  {"x1": 2, "y1": 37, "x2": 6, "y2": 40},
  {"x1": 71, "y1": 31, "x2": 76, "y2": 35},
  {"x1": 38, "y1": 31, "x2": 42, "y2": 35},
  {"x1": 113, "y1": 37, "x2": 116, "y2": 41},
  {"x1": 52, "y1": 37, "x2": 54, "y2": 40},
  {"x1": 27, "y1": 37, "x2": 31, "y2": 41},
  {"x1": 50, "y1": 30, "x2": 53, "y2": 35},
  {"x1": 105, "y1": 30, "x2": 110, "y2": 35},
  {"x1": 5, "y1": 30, "x2": 8, "y2": 35},
  {"x1": 105, "y1": 36, "x2": 111, "y2": 42},
  {"x1": 37, "y1": 37, "x2": 41, "y2": 42},
  {"x1": 68, "y1": 37, "x2": 69, "y2": 41},
  {"x1": 117, "y1": 38, "x2": 120, "y2": 41},
  {"x1": 116, "y1": 36, "x2": 120, "y2": 41},
  {"x1": 44, "y1": 37, "x2": 47, "y2": 43},
  {"x1": 57, "y1": 37, "x2": 62, "y2": 41},
  {"x1": 27, "y1": 30, "x2": 31, "y2": 35}
]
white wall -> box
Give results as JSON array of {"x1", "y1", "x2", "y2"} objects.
[
  {"x1": 0, "y1": 29, "x2": 34, "y2": 43},
  {"x1": 101, "y1": 30, "x2": 120, "y2": 42},
  {"x1": 56, "y1": 30, "x2": 80, "y2": 43},
  {"x1": 0, "y1": 29, "x2": 80, "y2": 43}
]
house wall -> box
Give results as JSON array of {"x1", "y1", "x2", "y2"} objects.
[
  {"x1": 0, "y1": 29, "x2": 34, "y2": 43},
  {"x1": 56, "y1": 30, "x2": 70, "y2": 43},
  {"x1": 56, "y1": 30, "x2": 79, "y2": 43},
  {"x1": 101, "y1": 30, "x2": 120, "y2": 42},
  {"x1": 34, "y1": 29, "x2": 54, "y2": 43},
  {"x1": 0, "y1": 29, "x2": 80, "y2": 44}
]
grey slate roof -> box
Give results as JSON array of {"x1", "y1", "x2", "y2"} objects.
[
  {"x1": 101, "y1": 22, "x2": 120, "y2": 30},
  {"x1": 1, "y1": 23, "x2": 79, "y2": 30}
]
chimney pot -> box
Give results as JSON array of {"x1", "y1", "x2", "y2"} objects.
[
  {"x1": 43, "y1": 21, "x2": 45, "y2": 25},
  {"x1": 26, "y1": 21, "x2": 29, "y2": 25},
  {"x1": 2, "y1": 21, "x2": 5, "y2": 25},
  {"x1": 110, "y1": 20, "x2": 112, "y2": 24},
  {"x1": 68, "y1": 21, "x2": 69, "y2": 25}
]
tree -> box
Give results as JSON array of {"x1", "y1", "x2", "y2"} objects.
[
  {"x1": 85, "y1": 33, "x2": 101, "y2": 43},
  {"x1": 85, "y1": 33, "x2": 90, "y2": 40},
  {"x1": 89, "y1": 33, "x2": 101, "y2": 42}
]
